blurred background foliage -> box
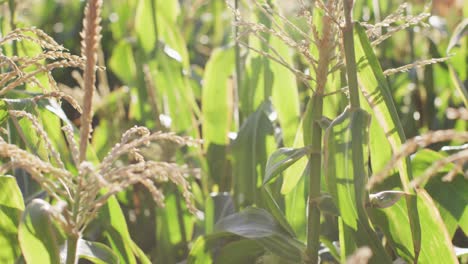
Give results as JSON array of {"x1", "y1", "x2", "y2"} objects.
[{"x1": 0, "y1": 0, "x2": 467, "y2": 263}]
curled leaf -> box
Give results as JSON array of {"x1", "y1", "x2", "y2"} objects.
[{"x1": 368, "y1": 191, "x2": 408, "y2": 209}]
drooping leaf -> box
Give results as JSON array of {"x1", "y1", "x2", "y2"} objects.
[
  {"x1": 368, "y1": 191, "x2": 407, "y2": 209},
  {"x1": 18, "y1": 199, "x2": 61, "y2": 264},
  {"x1": 263, "y1": 146, "x2": 312, "y2": 185},
  {"x1": 215, "y1": 207, "x2": 305, "y2": 262},
  {"x1": 76, "y1": 239, "x2": 119, "y2": 264}
]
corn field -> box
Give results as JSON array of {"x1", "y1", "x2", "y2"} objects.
[{"x1": 0, "y1": 0, "x2": 467, "y2": 263}]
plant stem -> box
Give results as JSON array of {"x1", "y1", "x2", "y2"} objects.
[
  {"x1": 65, "y1": 232, "x2": 79, "y2": 264},
  {"x1": 234, "y1": 0, "x2": 241, "y2": 129},
  {"x1": 342, "y1": 0, "x2": 360, "y2": 109},
  {"x1": 305, "y1": 93, "x2": 323, "y2": 264},
  {"x1": 305, "y1": 3, "x2": 337, "y2": 262}
]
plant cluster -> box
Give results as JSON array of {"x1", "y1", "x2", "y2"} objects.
[{"x1": 0, "y1": 0, "x2": 466, "y2": 263}]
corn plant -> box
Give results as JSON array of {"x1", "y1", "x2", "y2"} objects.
[{"x1": 0, "y1": 0, "x2": 467, "y2": 263}]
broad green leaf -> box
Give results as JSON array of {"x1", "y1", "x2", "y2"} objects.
[
  {"x1": 155, "y1": 192, "x2": 195, "y2": 263},
  {"x1": 232, "y1": 101, "x2": 275, "y2": 207},
  {"x1": 215, "y1": 207, "x2": 305, "y2": 262},
  {"x1": 324, "y1": 108, "x2": 391, "y2": 263},
  {"x1": 0, "y1": 175, "x2": 24, "y2": 210},
  {"x1": 98, "y1": 196, "x2": 136, "y2": 264},
  {"x1": 269, "y1": 37, "x2": 300, "y2": 147},
  {"x1": 354, "y1": 23, "x2": 412, "y2": 190},
  {"x1": 135, "y1": 0, "x2": 158, "y2": 54},
  {"x1": 18, "y1": 199, "x2": 60, "y2": 264},
  {"x1": 216, "y1": 239, "x2": 264, "y2": 264},
  {"x1": 263, "y1": 146, "x2": 312, "y2": 185},
  {"x1": 369, "y1": 190, "x2": 458, "y2": 263},
  {"x1": 109, "y1": 40, "x2": 137, "y2": 85},
  {"x1": 202, "y1": 47, "x2": 235, "y2": 146},
  {"x1": 259, "y1": 187, "x2": 296, "y2": 237},
  {"x1": 412, "y1": 149, "x2": 468, "y2": 236},
  {"x1": 151, "y1": 54, "x2": 199, "y2": 136},
  {"x1": 284, "y1": 162, "x2": 308, "y2": 241},
  {"x1": 281, "y1": 121, "x2": 308, "y2": 194},
  {"x1": 0, "y1": 175, "x2": 24, "y2": 262},
  {"x1": 240, "y1": 2, "x2": 299, "y2": 145},
  {"x1": 77, "y1": 239, "x2": 119, "y2": 264},
  {"x1": 354, "y1": 23, "x2": 421, "y2": 259},
  {"x1": 202, "y1": 47, "x2": 235, "y2": 188}
]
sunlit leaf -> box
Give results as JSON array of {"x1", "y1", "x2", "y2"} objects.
[
  {"x1": 0, "y1": 175, "x2": 24, "y2": 262},
  {"x1": 18, "y1": 199, "x2": 61, "y2": 264},
  {"x1": 98, "y1": 196, "x2": 136, "y2": 264},
  {"x1": 412, "y1": 149, "x2": 468, "y2": 236},
  {"x1": 369, "y1": 190, "x2": 458, "y2": 263},
  {"x1": 324, "y1": 108, "x2": 391, "y2": 263},
  {"x1": 354, "y1": 23, "x2": 422, "y2": 259}
]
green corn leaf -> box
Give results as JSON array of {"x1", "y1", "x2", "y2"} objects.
[
  {"x1": 263, "y1": 146, "x2": 312, "y2": 185},
  {"x1": 259, "y1": 187, "x2": 296, "y2": 237},
  {"x1": 369, "y1": 189, "x2": 458, "y2": 263},
  {"x1": 18, "y1": 199, "x2": 61, "y2": 264},
  {"x1": 413, "y1": 149, "x2": 468, "y2": 237},
  {"x1": 353, "y1": 22, "x2": 422, "y2": 260},
  {"x1": 281, "y1": 121, "x2": 309, "y2": 194},
  {"x1": 215, "y1": 207, "x2": 305, "y2": 262},
  {"x1": 0, "y1": 100, "x2": 8, "y2": 126},
  {"x1": 187, "y1": 233, "x2": 236, "y2": 264},
  {"x1": 232, "y1": 101, "x2": 275, "y2": 207},
  {"x1": 202, "y1": 47, "x2": 235, "y2": 146},
  {"x1": 324, "y1": 108, "x2": 391, "y2": 263},
  {"x1": 0, "y1": 175, "x2": 24, "y2": 262},
  {"x1": 202, "y1": 47, "x2": 235, "y2": 188},
  {"x1": 368, "y1": 191, "x2": 407, "y2": 209},
  {"x1": 98, "y1": 196, "x2": 136, "y2": 264},
  {"x1": 108, "y1": 40, "x2": 137, "y2": 85},
  {"x1": 76, "y1": 239, "x2": 119, "y2": 264},
  {"x1": 216, "y1": 239, "x2": 264, "y2": 264}
]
